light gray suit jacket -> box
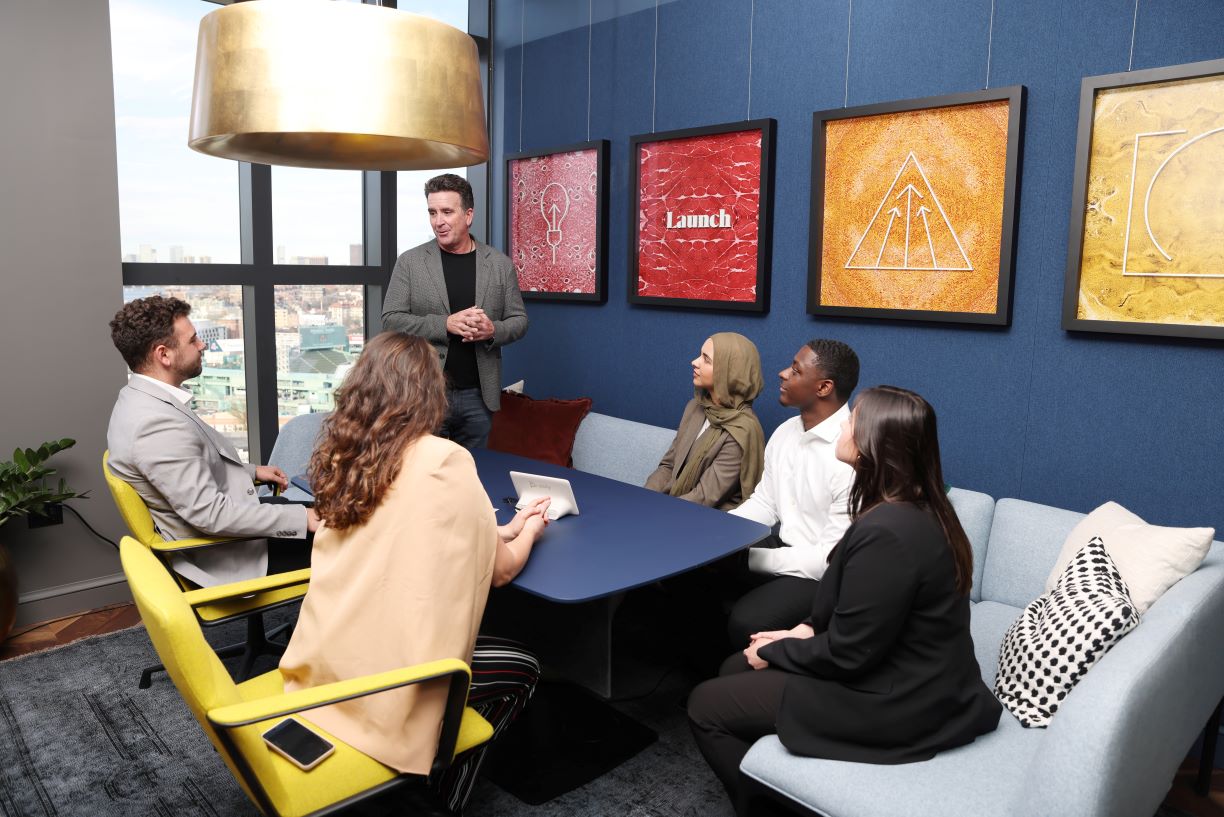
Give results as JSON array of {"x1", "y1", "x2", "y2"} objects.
[
  {"x1": 382, "y1": 239, "x2": 528, "y2": 412},
  {"x1": 106, "y1": 377, "x2": 307, "y2": 586}
]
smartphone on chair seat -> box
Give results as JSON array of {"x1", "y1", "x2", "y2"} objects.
[{"x1": 262, "y1": 717, "x2": 335, "y2": 771}]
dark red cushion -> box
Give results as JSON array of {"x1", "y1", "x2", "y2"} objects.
[{"x1": 487, "y1": 391, "x2": 593, "y2": 466}]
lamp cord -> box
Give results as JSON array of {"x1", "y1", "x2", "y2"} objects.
[{"x1": 63, "y1": 504, "x2": 120, "y2": 550}]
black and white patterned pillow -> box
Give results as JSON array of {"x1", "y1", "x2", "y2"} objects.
[{"x1": 994, "y1": 536, "x2": 1140, "y2": 728}]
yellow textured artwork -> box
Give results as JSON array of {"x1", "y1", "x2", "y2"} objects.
[
  {"x1": 1071, "y1": 67, "x2": 1224, "y2": 334},
  {"x1": 809, "y1": 87, "x2": 1024, "y2": 325}
]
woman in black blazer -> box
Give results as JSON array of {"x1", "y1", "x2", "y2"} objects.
[{"x1": 688, "y1": 385, "x2": 1001, "y2": 811}]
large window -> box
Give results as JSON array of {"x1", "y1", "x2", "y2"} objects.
[
  {"x1": 111, "y1": 0, "x2": 484, "y2": 461},
  {"x1": 121, "y1": 285, "x2": 250, "y2": 459},
  {"x1": 111, "y1": 0, "x2": 239, "y2": 263}
]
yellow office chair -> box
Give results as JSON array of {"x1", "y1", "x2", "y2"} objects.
[
  {"x1": 103, "y1": 450, "x2": 311, "y2": 687},
  {"x1": 120, "y1": 537, "x2": 493, "y2": 817}
]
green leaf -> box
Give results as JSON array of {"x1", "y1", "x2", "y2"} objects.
[{"x1": 12, "y1": 448, "x2": 28, "y2": 470}]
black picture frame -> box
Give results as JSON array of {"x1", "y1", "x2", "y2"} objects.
[
  {"x1": 505, "y1": 139, "x2": 609, "y2": 304},
  {"x1": 807, "y1": 86, "x2": 1025, "y2": 325},
  {"x1": 628, "y1": 119, "x2": 776, "y2": 313},
  {"x1": 1062, "y1": 58, "x2": 1224, "y2": 341}
]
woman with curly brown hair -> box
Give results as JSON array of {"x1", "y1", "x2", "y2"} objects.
[{"x1": 278, "y1": 331, "x2": 550, "y2": 815}]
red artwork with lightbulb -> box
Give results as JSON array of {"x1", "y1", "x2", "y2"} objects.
[
  {"x1": 630, "y1": 120, "x2": 774, "y2": 312},
  {"x1": 507, "y1": 144, "x2": 606, "y2": 302}
]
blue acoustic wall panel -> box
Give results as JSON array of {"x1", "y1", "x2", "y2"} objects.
[{"x1": 491, "y1": 0, "x2": 1224, "y2": 533}]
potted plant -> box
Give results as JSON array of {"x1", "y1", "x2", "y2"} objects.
[{"x1": 0, "y1": 439, "x2": 88, "y2": 643}]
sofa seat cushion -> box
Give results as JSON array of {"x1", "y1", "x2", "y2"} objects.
[
  {"x1": 969, "y1": 600, "x2": 1021, "y2": 687},
  {"x1": 995, "y1": 537, "x2": 1140, "y2": 728},
  {"x1": 741, "y1": 712, "x2": 1039, "y2": 817}
]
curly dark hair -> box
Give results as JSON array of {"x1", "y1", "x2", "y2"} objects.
[
  {"x1": 109, "y1": 295, "x2": 192, "y2": 372},
  {"x1": 308, "y1": 332, "x2": 448, "y2": 531},
  {"x1": 424, "y1": 173, "x2": 474, "y2": 211},
  {"x1": 806, "y1": 338, "x2": 860, "y2": 403}
]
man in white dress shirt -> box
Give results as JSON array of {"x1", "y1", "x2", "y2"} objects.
[
  {"x1": 726, "y1": 339, "x2": 860, "y2": 647},
  {"x1": 106, "y1": 296, "x2": 319, "y2": 586}
]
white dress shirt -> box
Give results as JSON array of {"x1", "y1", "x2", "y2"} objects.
[
  {"x1": 133, "y1": 373, "x2": 193, "y2": 405},
  {"x1": 729, "y1": 404, "x2": 855, "y2": 580}
]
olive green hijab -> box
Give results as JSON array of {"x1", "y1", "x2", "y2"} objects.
[{"x1": 670, "y1": 333, "x2": 766, "y2": 500}]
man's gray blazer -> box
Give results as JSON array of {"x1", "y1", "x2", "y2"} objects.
[
  {"x1": 106, "y1": 377, "x2": 307, "y2": 587},
  {"x1": 382, "y1": 239, "x2": 528, "y2": 412}
]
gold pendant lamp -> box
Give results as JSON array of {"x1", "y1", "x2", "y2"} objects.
[{"x1": 188, "y1": 0, "x2": 488, "y2": 170}]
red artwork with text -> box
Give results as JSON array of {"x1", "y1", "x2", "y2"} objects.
[
  {"x1": 509, "y1": 149, "x2": 598, "y2": 294},
  {"x1": 636, "y1": 130, "x2": 762, "y2": 302}
]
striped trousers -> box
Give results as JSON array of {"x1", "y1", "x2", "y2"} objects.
[{"x1": 433, "y1": 635, "x2": 540, "y2": 812}]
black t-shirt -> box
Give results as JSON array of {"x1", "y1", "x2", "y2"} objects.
[{"x1": 440, "y1": 247, "x2": 479, "y2": 389}]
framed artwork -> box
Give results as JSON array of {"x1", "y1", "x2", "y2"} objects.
[
  {"x1": 1063, "y1": 58, "x2": 1224, "y2": 340},
  {"x1": 629, "y1": 119, "x2": 776, "y2": 312},
  {"x1": 506, "y1": 140, "x2": 609, "y2": 303},
  {"x1": 808, "y1": 86, "x2": 1025, "y2": 325}
]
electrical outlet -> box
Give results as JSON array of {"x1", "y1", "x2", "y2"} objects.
[{"x1": 28, "y1": 503, "x2": 64, "y2": 528}]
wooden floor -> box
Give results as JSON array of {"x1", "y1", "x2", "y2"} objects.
[
  {"x1": 0, "y1": 602, "x2": 142, "y2": 661},
  {"x1": 1, "y1": 604, "x2": 1222, "y2": 815}
]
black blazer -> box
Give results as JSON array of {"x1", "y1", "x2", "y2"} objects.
[{"x1": 758, "y1": 502, "x2": 1001, "y2": 764}]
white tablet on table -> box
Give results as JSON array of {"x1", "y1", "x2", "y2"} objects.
[{"x1": 509, "y1": 471, "x2": 580, "y2": 520}]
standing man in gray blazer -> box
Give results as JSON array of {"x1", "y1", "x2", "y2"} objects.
[
  {"x1": 107, "y1": 296, "x2": 319, "y2": 587},
  {"x1": 382, "y1": 173, "x2": 528, "y2": 448}
]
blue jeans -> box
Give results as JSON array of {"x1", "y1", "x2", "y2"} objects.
[{"x1": 442, "y1": 387, "x2": 492, "y2": 449}]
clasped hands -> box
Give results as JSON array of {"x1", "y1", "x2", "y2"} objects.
[
  {"x1": 498, "y1": 496, "x2": 551, "y2": 542},
  {"x1": 744, "y1": 622, "x2": 816, "y2": 670},
  {"x1": 446, "y1": 306, "x2": 495, "y2": 343}
]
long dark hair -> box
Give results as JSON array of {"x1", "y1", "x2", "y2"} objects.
[
  {"x1": 846, "y1": 385, "x2": 973, "y2": 595},
  {"x1": 308, "y1": 332, "x2": 447, "y2": 531}
]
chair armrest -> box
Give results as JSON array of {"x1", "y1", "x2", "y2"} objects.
[
  {"x1": 181, "y1": 568, "x2": 311, "y2": 607},
  {"x1": 208, "y1": 658, "x2": 475, "y2": 775},
  {"x1": 254, "y1": 479, "x2": 283, "y2": 497},
  {"x1": 207, "y1": 658, "x2": 470, "y2": 726},
  {"x1": 1016, "y1": 546, "x2": 1224, "y2": 817},
  {"x1": 149, "y1": 535, "x2": 265, "y2": 553}
]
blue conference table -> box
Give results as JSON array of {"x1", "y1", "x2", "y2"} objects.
[
  {"x1": 295, "y1": 448, "x2": 770, "y2": 696},
  {"x1": 480, "y1": 449, "x2": 769, "y2": 696}
]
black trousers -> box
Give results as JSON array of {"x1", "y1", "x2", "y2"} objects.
[
  {"x1": 688, "y1": 653, "x2": 788, "y2": 815},
  {"x1": 726, "y1": 575, "x2": 820, "y2": 650},
  {"x1": 260, "y1": 495, "x2": 313, "y2": 574}
]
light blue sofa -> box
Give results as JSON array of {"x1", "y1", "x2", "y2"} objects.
[{"x1": 740, "y1": 492, "x2": 1224, "y2": 817}]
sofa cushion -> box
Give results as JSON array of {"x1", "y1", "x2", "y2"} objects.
[
  {"x1": 948, "y1": 487, "x2": 995, "y2": 602},
  {"x1": 487, "y1": 392, "x2": 592, "y2": 466},
  {"x1": 980, "y1": 499, "x2": 1084, "y2": 608},
  {"x1": 740, "y1": 712, "x2": 1038, "y2": 817},
  {"x1": 995, "y1": 537, "x2": 1140, "y2": 728},
  {"x1": 969, "y1": 600, "x2": 1021, "y2": 687},
  {"x1": 1044, "y1": 501, "x2": 1214, "y2": 615},
  {"x1": 570, "y1": 412, "x2": 675, "y2": 484}
]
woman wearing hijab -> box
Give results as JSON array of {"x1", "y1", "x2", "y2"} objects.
[{"x1": 645, "y1": 333, "x2": 766, "y2": 510}]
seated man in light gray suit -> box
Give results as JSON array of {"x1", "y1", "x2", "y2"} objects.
[
  {"x1": 107, "y1": 296, "x2": 319, "y2": 587},
  {"x1": 382, "y1": 173, "x2": 528, "y2": 448}
]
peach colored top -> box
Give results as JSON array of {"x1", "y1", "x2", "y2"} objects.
[{"x1": 279, "y1": 435, "x2": 497, "y2": 774}]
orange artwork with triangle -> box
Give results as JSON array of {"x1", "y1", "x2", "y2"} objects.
[{"x1": 818, "y1": 99, "x2": 1011, "y2": 313}]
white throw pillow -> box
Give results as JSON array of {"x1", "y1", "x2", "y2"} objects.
[
  {"x1": 996, "y1": 537, "x2": 1140, "y2": 728},
  {"x1": 1044, "y1": 501, "x2": 1214, "y2": 614}
]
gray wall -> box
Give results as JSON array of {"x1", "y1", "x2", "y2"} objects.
[{"x1": 0, "y1": 0, "x2": 130, "y2": 627}]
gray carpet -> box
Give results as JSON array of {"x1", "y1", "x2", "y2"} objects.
[{"x1": 0, "y1": 610, "x2": 733, "y2": 817}]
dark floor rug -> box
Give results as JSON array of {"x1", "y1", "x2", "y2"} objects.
[{"x1": 0, "y1": 608, "x2": 734, "y2": 817}]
